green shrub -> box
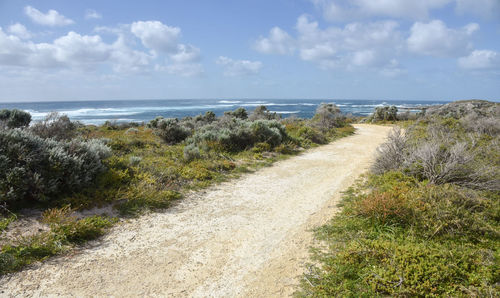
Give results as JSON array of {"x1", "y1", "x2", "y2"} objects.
[
  {"x1": 117, "y1": 186, "x2": 181, "y2": 215},
  {"x1": 370, "y1": 105, "x2": 398, "y2": 122},
  {"x1": 129, "y1": 156, "x2": 142, "y2": 166},
  {"x1": 373, "y1": 119, "x2": 500, "y2": 191},
  {"x1": 311, "y1": 103, "x2": 346, "y2": 131},
  {"x1": 298, "y1": 167, "x2": 499, "y2": 297},
  {"x1": 30, "y1": 112, "x2": 77, "y2": 140},
  {"x1": 0, "y1": 109, "x2": 31, "y2": 129},
  {"x1": 297, "y1": 126, "x2": 327, "y2": 144},
  {"x1": 249, "y1": 105, "x2": 280, "y2": 121},
  {"x1": 125, "y1": 127, "x2": 139, "y2": 134},
  {"x1": 299, "y1": 238, "x2": 497, "y2": 297},
  {"x1": 183, "y1": 143, "x2": 201, "y2": 161},
  {"x1": 252, "y1": 142, "x2": 271, "y2": 153},
  {"x1": 0, "y1": 129, "x2": 111, "y2": 204},
  {"x1": 42, "y1": 206, "x2": 115, "y2": 244},
  {"x1": 148, "y1": 117, "x2": 191, "y2": 144},
  {"x1": 0, "y1": 232, "x2": 62, "y2": 275},
  {"x1": 250, "y1": 120, "x2": 284, "y2": 147},
  {"x1": 224, "y1": 107, "x2": 248, "y2": 120}
]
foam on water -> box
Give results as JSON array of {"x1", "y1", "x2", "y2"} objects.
[{"x1": 2, "y1": 99, "x2": 450, "y2": 125}]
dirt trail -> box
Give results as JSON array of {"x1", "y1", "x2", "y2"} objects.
[{"x1": 0, "y1": 124, "x2": 391, "y2": 297}]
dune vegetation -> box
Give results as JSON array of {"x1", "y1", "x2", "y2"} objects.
[
  {"x1": 297, "y1": 100, "x2": 499, "y2": 297},
  {"x1": 0, "y1": 104, "x2": 354, "y2": 275}
]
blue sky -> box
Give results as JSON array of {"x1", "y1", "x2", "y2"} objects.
[{"x1": 0, "y1": 0, "x2": 499, "y2": 102}]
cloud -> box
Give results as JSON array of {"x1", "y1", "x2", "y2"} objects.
[
  {"x1": 456, "y1": 0, "x2": 500, "y2": 20},
  {"x1": 311, "y1": 0, "x2": 453, "y2": 21},
  {"x1": 458, "y1": 50, "x2": 500, "y2": 69},
  {"x1": 0, "y1": 26, "x2": 152, "y2": 72},
  {"x1": 254, "y1": 27, "x2": 295, "y2": 55},
  {"x1": 0, "y1": 20, "x2": 203, "y2": 76},
  {"x1": 130, "y1": 21, "x2": 204, "y2": 76},
  {"x1": 24, "y1": 6, "x2": 74, "y2": 27},
  {"x1": 85, "y1": 9, "x2": 102, "y2": 20},
  {"x1": 216, "y1": 56, "x2": 263, "y2": 76},
  {"x1": 407, "y1": 20, "x2": 478, "y2": 57},
  {"x1": 131, "y1": 21, "x2": 181, "y2": 54},
  {"x1": 8, "y1": 23, "x2": 32, "y2": 39},
  {"x1": 300, "y1": 15, "x2": 404, "y2": 73},
  {"x1": 255, "y1": 15, "x2": 406, "y2": 75},
  {"x1": 170, "y1": 44, "x2": 201, "y2": 64}
]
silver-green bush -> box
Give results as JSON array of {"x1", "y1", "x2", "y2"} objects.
[
  {"x1": 148, "y1": 117, "x2": 191, "y2": 144},
  {"x1": 0, "y1": 129, "x2": 111, "y2": 204},
  {"x1": 0, "y1": 109, "x2": 31, "y2": 129}
]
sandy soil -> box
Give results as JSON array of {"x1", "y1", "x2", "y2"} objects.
[{"x1": 0, "y1": 124, "x2": 391, "y2": 297}]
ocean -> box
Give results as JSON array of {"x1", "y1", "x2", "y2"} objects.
[{"x1": 0, "y1": 99, "x2": 450, "y2": 125}]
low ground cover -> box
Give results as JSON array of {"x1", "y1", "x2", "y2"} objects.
[
  {"x1": 297, "y1": 101, "x2": 499, "y2": 297},
  {"x1": 0, "y1": 104, "x2": 354, "y2": 275}
]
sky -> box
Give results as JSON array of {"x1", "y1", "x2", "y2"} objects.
[{"x1": 0, "y1": 0, "x2": 499, "y2": 102}]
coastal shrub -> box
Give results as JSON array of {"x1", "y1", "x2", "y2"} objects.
[
  {"x1": 0, "y1": 129, "x2": 111, "y2": 204},
  {"x1": 248, "y1": 105, "x2": 280, "y2": 121},
  {"x1": 217, "y1": 127, "x2": 254, "y2": 152},
  {"x1": 125, "y1": 127, "x2": 139, "y2": 134},
  {"x1": 148, "y1": 117, "x2": 191, "y2": 144},
  {"x1": 187, "y1": 119, "x2": 254, "y2": 152},
  {"x1": 188, "y1": 119, "x2": 287, "y2": 152},
  {"x1": 183, "y1": 143, "x2": 201, "y2": 161},
  {"x1": 224, "y1": 107, "x2": 248, "y2": 120},
  {"x1": 129, "y1": 156, "x2": 142, "y2": 166},
  {"x1": 0, "y1": 232, "x2": 62, "y2": 275},
  {"x1": 297, "y1": 172, "x2": 499, "y2": 297},
  {"x1": 373, "y1": 120, "x2": 499, "y2": 191},
  {"x1": 311, "y1": 103, "x2": 346, "y2": 131},
  {"x1": 297, "y1": 126, "x2": 327, "y2": 144},
  {"x1": 102, "y1": 121, "x2": 140, "y2": 130},
  {"x1": 252, "y1": 142, "x2": 271, "y2": 153},
  {"x1": 371, "y1": 105, "x2": 398, "y2": 122},
  {"x1": 42, "y1": 206, "x2": 115, "y2": 244},
  {"x1": 0, "y1": 109, "x2": 31, "y2": 129},
  {"x1": 250, "y1": 120, "x2": 284, "y2": 147},
  {"x1": 299, "y1": 237, "x2": 497, "y2": 297},
  {"x1": 30, "y1": 112, "x2": 77, "y2": 140},
  {"x1": 117, "y1": 186, "x2": 181, "y2": 215}
]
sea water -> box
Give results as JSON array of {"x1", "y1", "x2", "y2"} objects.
[{"x1": 0, "y1": 99, "x2": 450, "y2": 125}]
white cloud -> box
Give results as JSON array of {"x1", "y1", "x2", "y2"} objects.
[
  {"x1": 131, "y1": 21, "x2": 180, "y2": 54},
  {"x1": 24, "y1": 6, "x2": 74, "y2": 27},
  {"x1": 0, "y1": 20, "x2": 203, "y2": 76},
  {"x1": 254, "y1": 27, "x2": 295, "y2": 55},
  {"x1": 216, "y1": 56, "x2": 263, "y2": 76},
  {"x1": 456, "y1": 0, "x2": 500, "y2": 20},
  {"x1": 8, "y1": 23, "x2": 32, "y2": 39},
  {"x1": 0, "y1": 27, "x2": 151, "y2": 72},
  {"x1": 311, "y1": 0, "x2": 453, "y2": 21},
  {"x1": 85, "y1": 9, "x2": 102, "y2": 20},
  {"x1": 255, "y1": 15, "x2": 405, "y2": 75},
  {"x1": 170, "y1": 44, "x2": 201, "y2": 64},
  {"x1": 298, "y1": 15, "x2": 404, "y2": 72},
  {"x1": 458, "y1": 50, "x2": 500, "y2": 69},
  {"x1": 407, "y1": 20, "x2": 478, "y2": 57}
]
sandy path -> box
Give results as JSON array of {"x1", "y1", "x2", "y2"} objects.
[{"x1": 0, "y1": 124, "x2": 391, "y2": 297}]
